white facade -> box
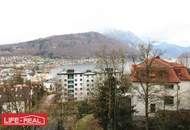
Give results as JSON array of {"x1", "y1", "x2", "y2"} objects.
[
  {"x1": 57, "y1": 69, "x2": 96, "y2": 101},
  {"x1": 0, "y1": 84, "x2": 33, "y2": 113},
  {"x1": 178, "y1": 81, "x2": 190, "y2": 109},
  {"x1": 2, "y1": 101, "x2": 25, "y2": 113},
  {"x1": 132, "y1": 81, "x2": 190, "y2": 116}
]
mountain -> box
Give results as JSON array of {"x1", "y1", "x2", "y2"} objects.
[
  {"x1": 1, "y1": 30, "x2": 189, "y2": 58},
  {"x1": 153, "y1": 41, "x2": 190, "y2": 58},
  {"x1": 104, "y1": 30, "x2": 143, "y2": 48},
  {"x1": 103, "y1": 29, "x2": 190, "y2": 58},
  {"x1": 0, "y1": 32, "x2": 135, "y2": 58}
]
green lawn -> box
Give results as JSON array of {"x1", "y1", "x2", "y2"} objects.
[{"x1": 75, "y1": 114, "x2": 103, "y2": 130}]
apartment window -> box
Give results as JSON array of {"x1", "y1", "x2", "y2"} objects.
[
  {"x1": 80, "y1": 74, "x2": 82, "y2": 77},
  {"x1": 150, "y1": 104, "x2": 156, "y2": 113},
  {"x1": 75, "y1": 79, "x2": 77, "y2": 81},
  {"x1": 75, "y1": 88, "x2": 77, "y2": 91},
  {"x1": 80, "y1": 88, "x2": 82, "y2": 90},
  {"x1": 75, "y1": 93, "x2": 77, "y2": 95},
  {"x1": 87, "y1": 92, "x2": 89, "y2": 95},
  {"x1": 68, "y1": 94, "x2": 74, "y2": 97},
  {"x1": 68, "y1": 74, "x2": 74, "y2": 79},
  {"x1": 91, "y1": 80, "x2": 94, "y2": 82},
  {"x1": 80, "y1": 83, "x2": 82, "y2": 86},
  {"x1": 68, "y1": 85, "x2": 74, "y2": 88},
  {"x1": 87, "y1": 88, "x2": 89, "y2": 91},
  {"x1": 87, "y1": 80, "x2": 89, "y2": 82},
  {"x1": 64, "y1": 84, "x2": 67, "y2": 86},
  {"x1": 64, "y1": 79, "x2": 67, "y2": 81},
  {"x1": 87, "y1": 84, "x2": 89, "y2": 87},
  {"x1": 80, "y1": 79, "x2": 82, "y2": 81},
  {"x1": 166, "y1": 84, "x2": 174, "y2": 89},
  {"x1": 68, "y1": 81, "x2": 74, "y2": 84},
  {"x1": 164, "y1": 96, "x2": 174, "y2": 105},
  {"x1": 75, "y1": 83, "x2": 77, "y2": 86},
  {"x1": 68, "y1": 90, "x2": 74, "y2": 93}
]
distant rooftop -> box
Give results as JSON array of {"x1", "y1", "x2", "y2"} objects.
[
  {"x1": 57, "y1": 69, "x2": 96, "y2": 75},
  {"x1": 131, "y1": 56, "x2": 190, "y2": 83}
]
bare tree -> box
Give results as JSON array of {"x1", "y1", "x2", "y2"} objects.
[
  {"x1": 0, "y1": 70, "x2": 36, "y2": 114},
  {"x1": 95, "y1": 47, "x2": 133, "y2": 130},
  {"x1": 131, "y1": 43, "x2": 168, "y2": 130},
  {"x1": 178, "y1": 52, "x2": 190, "y2": 68}
]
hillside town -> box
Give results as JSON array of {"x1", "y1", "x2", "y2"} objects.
[
  {"x1": 1, "y1": 0, "x2": 190, "y2": 129},
  {"x1": 0, "y1": 43, "x2": 190, "y2": 130}
]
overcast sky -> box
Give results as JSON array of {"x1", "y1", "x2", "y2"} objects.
[{"x1": 0, "y1": 0, "x2": 190, "y2": 46}]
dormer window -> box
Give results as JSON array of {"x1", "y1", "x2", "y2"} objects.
[
  {"x1": 175, "y1": 69, "x2": 182, "y2": 77},
  {"x1": 150, "y1": 73, "x2": 156, "y2": 79}
]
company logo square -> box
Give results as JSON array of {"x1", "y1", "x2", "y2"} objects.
[{"x1": 1, "y1": 113, "x2": 47, "y2": 126}]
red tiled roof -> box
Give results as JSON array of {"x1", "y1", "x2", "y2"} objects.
[{"x1": 131, "y1": 57, "x2": 190, "y2": 83}]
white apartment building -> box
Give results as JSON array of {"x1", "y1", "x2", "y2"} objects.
[{"x1": 57, "y1": 69, "x2": 96, "y2": 101}]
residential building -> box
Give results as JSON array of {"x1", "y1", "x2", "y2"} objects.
[
  {"x1": 0, "y1": 84, "x2": 33, "y2": 113},
  {"x1": 43, "y1": 79, "x2": 57, "y2": 93},
  {"x1": 131, "y1": 56, "x2": 190, "y2": 116},
  {"x1": 57, "y1": 69, "x2": 96, "y2": 101}
]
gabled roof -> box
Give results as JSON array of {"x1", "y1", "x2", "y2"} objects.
[{"x1": 131, "y1": 56, "x2": 190, "y2": 83}]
